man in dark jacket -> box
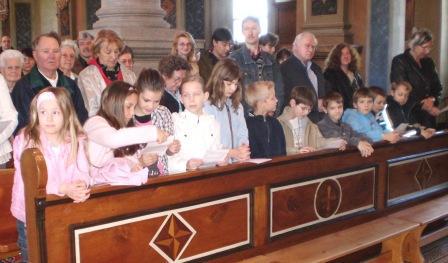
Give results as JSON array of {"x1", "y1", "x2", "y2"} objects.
[
  {"x1": 198, "y1": 28, "x2": 233, "y2": 84},
  {"x1": 11, "y1": 32, "x2": 88, "y2": 134},
  {"x1": 280, "y1": 32, "x2": 326, "y2": 123},
  {"x1": 230, "y1": 16, "x2": 284, "y2": 117}
]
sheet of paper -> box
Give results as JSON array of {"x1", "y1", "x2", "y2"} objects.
[
  {"x1": 200, "y1": 149, "x2": 228, "y2": 167},
  {"x1": 0, "y1": 120, "x2": 12, "y2": 132},
  {"x1": 394, "y1": 123, "x2": 409, "y2": 135},
  {"x1": 140, "y1": 136, "x2": 174, "y2": 155},
  {"x1": 439, "y1": 105, "x2": 448, "y2": 114}
]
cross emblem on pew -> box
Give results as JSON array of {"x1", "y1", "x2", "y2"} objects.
[{"x1": 315, "y1": 179, "x2": 341, "y2": 219}]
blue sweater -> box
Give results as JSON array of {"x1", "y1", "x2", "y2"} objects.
[{"x1": 342, "y1": 109, "x2": 384, "y2": 142}]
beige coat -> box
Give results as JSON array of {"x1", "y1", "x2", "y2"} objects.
[
  {"x1": 78, "y1": 65, "x2": 137, "y2": 116},
  {"x1": 278, "y1": 106, "x2": 337, "y2": 155}
]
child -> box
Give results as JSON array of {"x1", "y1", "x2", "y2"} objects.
[
  {"x1": 387, "y1": 81, "x2": 435, "y2": 138},
  {"x1": 245, "y1": 81, "x2": 286, "y2": 158},
  {"x1": 342, "y1": 88, "x2": 400, "y2": 143},
  {"x1": 134, "y1": 68, "x2": 181, "y2": 176},
  {"x1": 204, "y1": 59, "x2": 250, "y2": 162},
  {"x1": 11, "y1": 88, "x2": 91, "y2": 261},
  {"x1": 84, "y1": 81, "x2": 168, "y2": 186},
  {"x1": 369, "y1": 86, "x2": 389, "y2": 131},
  {"x1": 317, "y1": 91, "x2": 374, "y2": 157},
  {"x1": 169, "y1": 75, "x2": 229, "y2": 173},
  {"x1": 278, "y1": 86, "x2": 346, "y2": 155}
]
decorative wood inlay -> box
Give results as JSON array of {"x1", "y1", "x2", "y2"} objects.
[
  {"x1": 388, "y1": 151, "x2": 448, "y2": 203},
  {"x1": 73, "y1": 194, "x2": 250, "y2": 263},
  {"x1": 270, "y1": 168, "x2": 375, "y2": 237}
]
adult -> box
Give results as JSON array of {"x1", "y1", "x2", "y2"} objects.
[
  {"x1": 78, "y1": 29, "x2": 136, "y2": 116},
  {"x1": 280, "y1": 32, "x2": 325, "y2": 123},
  {"x1": 0, "y1": 74, "x2": 17, "y2": 168},
  {"x1": 0, "y1": 49, "x2": 24, "y2": 92},
  {"x1": 324, "y1": 43, "x2": 364, "y2": 109},
  {"x1": 171, "y1": 31, "x2": 199, "y2": 77},
  {"x1": 59, "y1": 39, "x2": 79, "y2": 81},
  {"x1": 390, "y1": 28, "x2": 442, "y2": 128},
  {"x1": 72, "y1": 31, "x2": 94, "y2": 74},
  {"x1": 11, "y1": 31, "x2": 87, "y2": 134},
  {"x1": 118, "y1": 46, "x2": 134, "y2": 72},
  {"x1": 259, "y1": 32, "x2": 279, "y2": 56},
  {"x1": 0, "y1": 35, "x2": 12, "y2": 53},
  {"x1": 158, "y1": 55, "x2": 191, "y2": 113},
  {"x1": 230, "y1": 16, "x2": 284, "y2": 116},
  {"x1": 198, "y1": 27, "x2": 233, "y2": 84},
  {"x1": 21, "y1": 47, "x2": 35, "y2": 76}
]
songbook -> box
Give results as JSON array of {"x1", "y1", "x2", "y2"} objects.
[
  {"x1": 140, "y1": 136, "x2": 174, "y2": 155},
  {"x1": 200, "y1": 149, "x2": 229, "y2": 167}
]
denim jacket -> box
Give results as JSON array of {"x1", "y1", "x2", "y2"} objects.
[{"x1": 230, "y1": 45, "x2": 284, "y2": 116}]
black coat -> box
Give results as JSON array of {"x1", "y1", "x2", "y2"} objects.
[
  {"x1": 160, "y1": 90, "x2": 184, "y2": 113},
  {"x1": 245, "y1": 114, "x2": 286, "y2": 158},
  {"x1": 11, "y1": 66, "x2": 88, "y2": 135},
  {"x1": 280, "y1": 55, "x2": 326, "y2": 122},
  {"x1": 324, "y1": 68, "x2": 364, "y2": 109},
  {"x1": 390, "y1": 49, "x2": 442, "y2": 128}
]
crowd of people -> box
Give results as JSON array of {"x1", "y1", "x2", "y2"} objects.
[{"x1": 0, "y1": 16, "x2": 444, "y2": 261}]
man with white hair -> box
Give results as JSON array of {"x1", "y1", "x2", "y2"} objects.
[
  {"x1": 230, "y1": 16, "x2": 284, "y2": 116},
  {"x1": 280, "y1": 32, "x2": 326, "y2": 122}
]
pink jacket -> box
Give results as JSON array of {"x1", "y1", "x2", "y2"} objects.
[
  {"x1": 83, "y1": 116, "x2": 157, "y2": 186},
  {"x1": 11, "y1": 132, "x2": 90, "y2": 223}
]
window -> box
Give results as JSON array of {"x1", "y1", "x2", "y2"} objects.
[{"x1": 232, "y1": 0, "x2": 268, "y2": 43}]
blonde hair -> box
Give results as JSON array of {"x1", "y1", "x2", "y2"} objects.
[
  {"x1": 24, "y1": 87, "x2": 84, "y2": 164},
  {"x1": 245, "y1": 81, "x2": 274, "y2": 110},
  {"x1": 171, "y1": 31, "x2": 197, "y2": 63},
  {"x1": 93, "y1": 29, "x2": 124, "y2": 56}
]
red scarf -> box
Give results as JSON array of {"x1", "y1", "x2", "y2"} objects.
[{"x1": 88, "y1": 58, "x2": 123, "y2": 86}]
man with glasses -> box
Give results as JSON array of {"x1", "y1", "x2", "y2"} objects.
[
  {"x1": 159, "y1": 55, "x2": 192, "y2": 113},
  {"x1": 280, "y1": 32, "x2": 326, "y2": 123},
  {"x1": 230, "y1": 16, "x2": 284, "y2": 117},
  {"x1": 198, "y1": 27, "x2": 233, "y2": 83},
  {"x1": 11, "y1": 32, "x2": 88, "y2": 134},
  {"x1": 73, "y1": 31, "x2": 94, "y2": 74}
]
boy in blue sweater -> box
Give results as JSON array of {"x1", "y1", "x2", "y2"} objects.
[
  {"x1": 245, "y1": 81, "x2": 286, "y2": 158},
  {"x1": 342, "y1": 88, "x2": 400, "y2": 143}
]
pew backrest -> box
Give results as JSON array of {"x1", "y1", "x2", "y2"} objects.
[{"x1": 0, "y1": 168, "x2": 19, "y2": 256}]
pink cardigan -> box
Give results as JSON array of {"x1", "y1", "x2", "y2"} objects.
[
  {"x1": 11, "y1": 132, "x2": 90, "y2": 223},
  {"x1": 84, "y1": 116, "x2": 158, "y2": 186}
]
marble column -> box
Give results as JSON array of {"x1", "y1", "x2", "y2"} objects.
[{"x1": 93, "y1": 0, "x2": 176, "y2": 73}]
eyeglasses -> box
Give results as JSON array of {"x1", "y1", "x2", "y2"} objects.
[{"x1": 178, "y1": 42, "x2": 192, "y2": 47}]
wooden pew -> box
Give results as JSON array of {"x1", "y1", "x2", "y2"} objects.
[
  {"x1": 0, "y1": 168, "x2": 19, "y2": 260},
  {"x1": 20, "y1": 131, "x2": 448, "y2": 262}
]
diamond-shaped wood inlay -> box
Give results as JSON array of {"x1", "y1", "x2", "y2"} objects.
[
  {"x1": 414, "y1": 159, "x2": 433, "y2": 190},
  {"x1": 150, "y1": 213, "x2": 196, "y2": 261}
]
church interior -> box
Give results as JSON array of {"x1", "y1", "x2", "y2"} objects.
[{"x1": 1, "y1": 0, "x2": 448, "y2": 262}]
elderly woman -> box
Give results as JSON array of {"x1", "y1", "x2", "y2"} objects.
[
  {"x1": 323, "y1": 43, "x2": 364, "y2": 109},
  {"x1": 0, "y1": 74, "x2": 18, "y2": 168},
  {"x1": 59, "y1": 39, "x2": 78, "y2": 80},
  {"x1": 0, "y1": 49, "x2": 24, "y2": 93},
  {"x1": 78, "y1": 29, "x2": 136, "y2": 116},
  {"x1": 390, "y1": 28, "x2": 443, "y2": 128},
  {"x1": 171, "y1": 31, "x2": 199, "y2": 77}
]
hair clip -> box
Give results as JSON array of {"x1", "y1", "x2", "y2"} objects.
[
  {"x1": 129, "y1": 86, "x2": 135, "y2": 91},
  {"x1": 36, "y1": 91, "x2": 57, "y2": 108}
]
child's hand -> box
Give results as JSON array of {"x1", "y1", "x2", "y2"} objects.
[
  {"x1": 186, "y1": 158, "x2": 203, "y2": 170},
  {"x1": 421, "y1": 128, "x2": 436, "y2": 139},
  {"x1": 337, "y1": 139, "x2": 347, "y2": 151},
  {"x1": 421, "y1": 97, "x2": 435, "y2": 111},
  {"x1": 59, "y1": 180, "x2": 90, "y2": 203},
  {"x1": 429, "y1": 106, "x2": 441, "y2": 116},
  {"x1": 156, "y1": 129, "x2": 169, "y2": 143},
  {"x1": 357, "y1": 141, "x2": 374, "y2": 158},
  {"x1": 229, "y1": 144, "x2": 250, "y2": 161},
  {"x1": 217, "y1": 155, "x2": 230, "y2": 166},
  {"x1": 130, "y1": 162, "x2": 143, "y2": 172},
  {"x1": 167, "y1": 140, "x2": 181, "y2": 155},
  {"x1": 298, "y1": 146, "x2": 315, "y2": 153},
  {"x1": 139, "y1": 153, "x2": 158, "y2": 166},
  {"x1": 383, "y1": 131, "x2": 400, "y2": 143}
]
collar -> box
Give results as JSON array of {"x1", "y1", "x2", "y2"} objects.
[
  {"x1": 28, "y1": 66, "x2": 71, "y2": 92},
  {"x1": 88, "y1": 58, "x2": 123, "y2": 85}
]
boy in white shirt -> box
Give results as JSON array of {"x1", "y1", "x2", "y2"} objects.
[{"x1": 168, "y1": 75, "x2": 229, "y2": 173}]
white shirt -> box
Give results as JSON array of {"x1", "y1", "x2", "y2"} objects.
[
  {"x1": 168, "y1": 110, "x2": 228, "y2": 174},
  {"x1": 38, "y1": 68, "x2": 58, "y2": 87}
]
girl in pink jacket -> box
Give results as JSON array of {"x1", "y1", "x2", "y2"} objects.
[{"x1": 11, "y1": 88, "x2": 91, "y2": 261}]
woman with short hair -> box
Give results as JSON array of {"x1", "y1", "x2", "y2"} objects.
[
  {"x1": 390, "y1": 28, "x2": 443, "y2": 128},
  {"x1": 78, "y1": 29, "x2": 136, "y2": 116},
  {"x1": 59, "y1": 39, "x2": 79, "y2": 81},
  {"x1": 0, "y1": 49, "x2": 24, "y2": 93}
]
